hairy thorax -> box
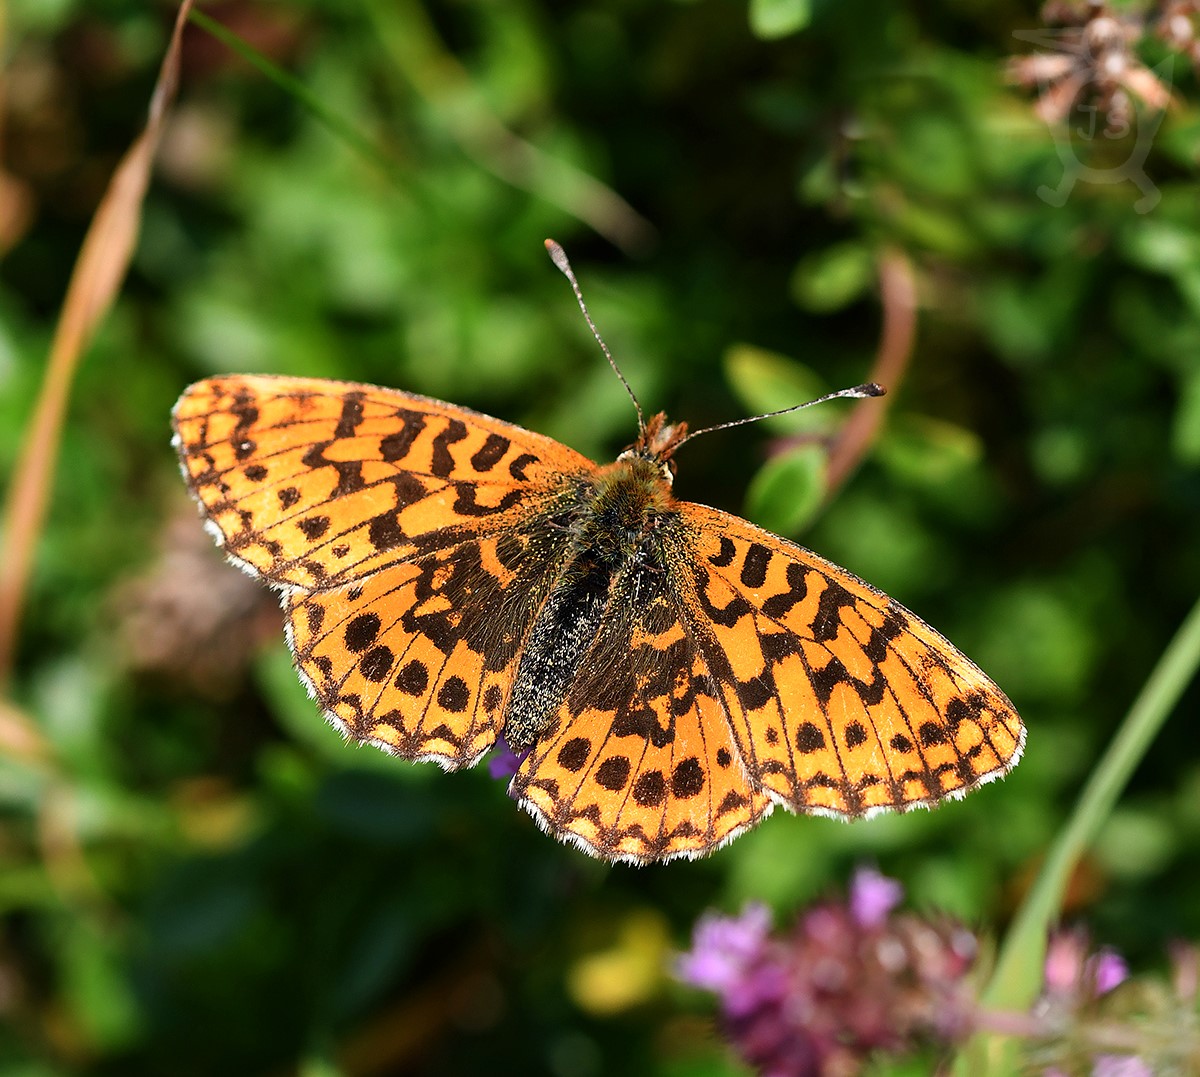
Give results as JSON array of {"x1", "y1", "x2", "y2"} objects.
[{"x1": 566, "y1": 454, "x2": 677, "y2": 565}]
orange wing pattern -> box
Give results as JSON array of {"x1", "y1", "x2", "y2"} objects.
[
  {"x1": 675, "y1": 504, "x2": 1024, "y2": 820},
  {"x1": 508, "y1": 500, "x2": 1022, "y2": 862},
  {"x1": 172, "y1": 375, "x2": 592, "y2": 588},
  {"x1": 173, "y1": 375, "x2": 592, "y2": 767},
  {"x1": 174, "y1": 374, "x2": 1024, "y2": 863},
  {"x1": 285, "y1": 527, "x2": 574, "y2": 768},
  {"x1": 512, "y1": 575, "x2": 774, "y2": 861}
]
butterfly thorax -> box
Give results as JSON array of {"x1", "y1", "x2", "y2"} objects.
[
  {"x1": 565, "y1": 454, "x2": 677, "y2": 565},
  {"x1": 503, "y1": 451, "x2": 682, "y2": 749}
]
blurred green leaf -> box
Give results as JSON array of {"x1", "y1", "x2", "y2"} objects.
[
  {"x1": 748, "y1": 0, "x2": 812, "y2": 40},
  {"x1": 789, "y1": 241, "x2": 875, "y2": 312},
  {"x1": 981, "y1": 583, "x2": 1098, "y2": 703},
  {"x1": 875, "y1": 413, "x2": 983, "y2": 487},
  {"x1": 1095, "y1": 807, "x2": 1178, "y2": 879},
  {"x1": 723, "y1": 344, "x2": 825, "y2": 432},
  {"x1": 1176, "y1": 371, "x2": 1200, "y2": 462},
  {"x1": 61, "y1": 919, "x2": 142, "y2": 1050},
  {"x1": 745, "y1": 446, "x2": 826, "y2": 535}
]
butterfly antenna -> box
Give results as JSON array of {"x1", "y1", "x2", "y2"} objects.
[
  {"x1": 545, "y1": 239, "x2": 645, "y2": 435},
  {"x1": 678, "y1": 382, "x2": 886, "y2": 447}
]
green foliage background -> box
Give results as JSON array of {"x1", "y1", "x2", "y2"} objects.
[{"x1": 2, "y1": 1, "x2": 1200, "y2": 1073}]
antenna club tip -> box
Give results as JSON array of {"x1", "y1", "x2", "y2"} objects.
[
  {"x1": 544, "y1": 238, "x2": 570, "y2": 273},
  {"x1": 862, "y1": 382, "x2": 886, "y2": 398}
]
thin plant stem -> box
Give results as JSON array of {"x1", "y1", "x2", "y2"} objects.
[
  {"x1": 966, "y1": 593, "x2": 1200, "y2": 1069},
  {"x1": 187, "y1": 9, "x2": 407, "y2": 187},
  {"x1": 824, "y1": 245, "x2": 914, "y2": 497},
  {"x1": 0, "y1": 0, "x2": 193, "y2": 684}
]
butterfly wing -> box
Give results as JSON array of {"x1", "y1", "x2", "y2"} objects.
[
  {"x1": 674, "y1": 503, "x2": 1025, "y2": 819},
  {"x1": 511, "y1": 557, "x2": 774, "y2": 863},
  {"x1": 513, "y1": 495, "x2": 1022, "y2": 863},
  {"x1": 286, "y1": 527, "x2": 571, "y2": 767},
  {"x1": 173, "y1": 375, "x2": 596, "y2": 767},
  {"x1": 171, "y1": 375, "x2": 593, "y2": 589}
]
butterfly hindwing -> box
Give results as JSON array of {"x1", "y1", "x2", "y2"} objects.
[
  {"x1": 286, "y1": 528, "x2": 571, "y2": 767},
  {"x1": 512, "y1": 574, "x2": 774, "y2": 861}
]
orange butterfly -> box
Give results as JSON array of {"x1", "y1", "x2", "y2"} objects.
[{"x1": 172, "y1": 244, "x2": 1023, "y2": 863}]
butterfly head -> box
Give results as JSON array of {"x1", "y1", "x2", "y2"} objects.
[{"x1": 620, "y1": 412, "x2": 688, "y2": 479}]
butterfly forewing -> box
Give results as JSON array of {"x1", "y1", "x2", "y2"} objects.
[
  {"x1": 174, "y1": 375, "x2": 594, "y2": 768},
  {"x1": 677, "y1": 504, "x2": 1025, "y2": 819},
  {"x1": 171, "y1": 375, "x2": 593, "y2": 589}
]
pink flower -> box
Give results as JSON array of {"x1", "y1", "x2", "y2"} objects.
[{"x1": 675, "y1": 871, "x2": 978, "y2": 1076}]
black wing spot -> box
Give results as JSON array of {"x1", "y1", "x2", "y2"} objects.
[
  {"x1": 470, "y1": 433, "x2": 510, "y2": 472},
  {"x1": 672, "y1": 757, "x2": 705, "y2": 798},
  {"x1": 437, "y1": 675, "x2": 470, "y2": 713},
  {"x1": 595, "y1": 755, "x2": 631, "y2": 790},
  {"x1": 431, "y1": 419, "x2": 468, "y2": 479},
  {"x1": 298, "y1": 516, "x2": 330, "y2": 540},
  {"x1": 845, "y1": 721, "x2": 868, "y2": 748},
  {"x1": 557, "y1": 737, "x2": 592, "y2": 773},
  {"x1": 796, "y1": 722, "x2": 826, "y2": 753},
  {"x1": 380, "y1": 412, "x2": 425, "y2": 462},
  {"x1": 919, "y1": 722, "x2": 948, "y2": 747},
  {"x1": 708, "y1": 536, "x2": 736, "y2": 568},
  {"x1": 632, "y1": 769, "x2": 666, "y2": 807},
  {"x1": 368, "y1": 512, "x2": 405, "y2": 551},
  {"x1": 395, "y1": 660, "x2": 429, "y2": 696},
  {"x1": 344, "y1": 613, "x2": 381, "y2": 653},
  {"x1": 509, "y1": 453, "x2": 538, "y2": 481},
  {"x1": 740, "y1": 543, "x2": 770, "y2": 588},
  {"x1": 360, "y1": 646, "x2": 394, "y2": 682},
  {"x1": 812, "y1": 579, "x2": 855, "y2": 643},
  {"x1": 335, "y1": 393, "x2": 365, "y2": 438}
]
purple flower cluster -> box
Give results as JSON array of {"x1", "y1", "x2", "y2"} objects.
[
  {"x1": 677, "y1": 869, "x2": 1200, "y2": 1076},
  {"x1": 675, "y1": 869, "x2": 977, "y2": 1076}
]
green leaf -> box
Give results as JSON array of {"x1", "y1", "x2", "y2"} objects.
[
  {"x1": 723, "y1": 345, "x2": 825, "y2": 433},
  {"x1": 745, "y1": 446, "x2": 826, "y2": 535},
  {"x1": 875, "y1": 413, "x2": 983, "y2": 486},
  {"x1": 789, "y1": 242, "x2": 874, "y2": 313},
  {"x1": 61, "y1": 919, "x2": 142, "y2": 1050},
  {"x1": 748, "y1": 0, "x2": 812, "y2": 40},
  {"x1": 1174, "y1": 369, "x2": 1200, "y2": 464}
]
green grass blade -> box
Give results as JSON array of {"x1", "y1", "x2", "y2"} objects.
[
  {"x1": 964, "y1": 593, "x2": 1200, "y2": 1070},
  {"x1": 187, "y1": 9, "x2": 405, "y2": 185}
]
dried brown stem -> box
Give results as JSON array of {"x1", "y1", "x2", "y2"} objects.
[
  {"x1": 824, "y1": 246, "x2": 916, "y2": 498},
  {"x1": 0, "y1": 0, "x2": 195, "y2": 685}
]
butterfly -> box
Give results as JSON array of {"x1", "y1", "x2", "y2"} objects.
[{"x1": 172, "y1": 243, "x2": 1024, "y2": 864}]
